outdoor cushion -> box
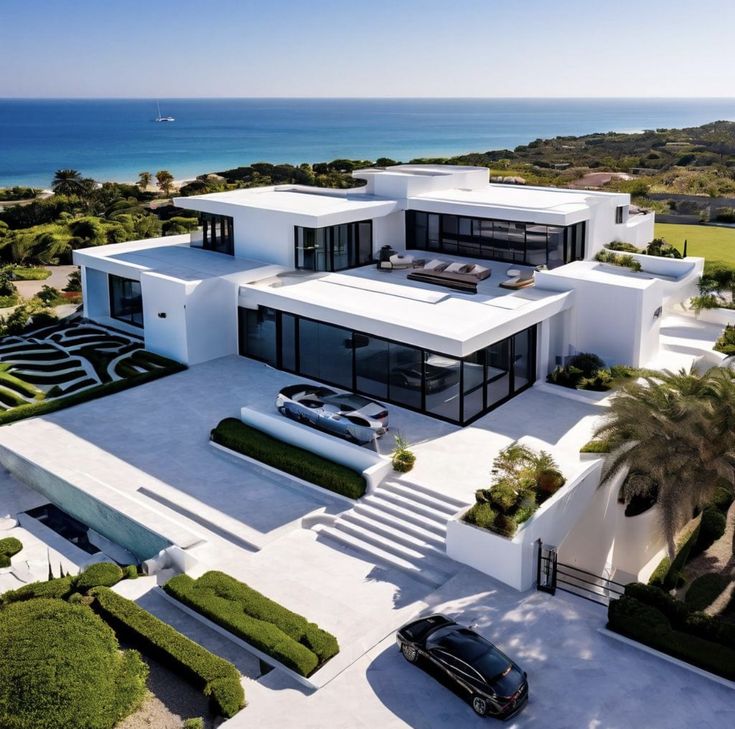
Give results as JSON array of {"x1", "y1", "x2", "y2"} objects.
[
  {"x1": 424, "y1": 259, "x2": 447, "y2": 270},
  {"x1": 444, "y1": 262, "x2": 466, "y2": 273}
]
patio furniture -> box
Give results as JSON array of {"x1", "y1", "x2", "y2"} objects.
[
  {"x1": 389, "y1": 253, "x2": 414, "y2": 269},
  {"x1": 499, "y1": 268, "x2": 535, "y2": 290},
  {"x1": 407, "y1": 259, "x2": 491, "y2": 293}
]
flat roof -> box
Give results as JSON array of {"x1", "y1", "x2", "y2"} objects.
[
  {"x1": 239, "y1": 254, "x2": 572, "y2": 357},
  {"x1": 538, "y1": 260, "x2": 661, "y2": 290},
  {"x1": 411, "y1": 184, "x2": 617, "y2": 219},
  {"x1": 74, "y1": 236, "x2": 283, "y2": 283},
  {"x1": 174, "y1": 185, "x2": 398, "y2": 220}
]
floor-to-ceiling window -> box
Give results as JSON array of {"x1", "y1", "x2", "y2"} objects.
[
  {"x1": 295, "y1": 220, "x2": 372, "y2": 272},
  {"x1": 201, "y1": 213, "x2": 234, "y2": 255},
  {"x1": 238, "y1": 305, "x2": 536, "y2": 425},
  {"x1": 109, "y1": 274, "x2": 143, "y2": 327},
  {"x1": 406, "y1": 211, "x2": 586, "y2": 269}
]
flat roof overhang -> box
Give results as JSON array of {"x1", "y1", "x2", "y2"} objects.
[{"x1": 238, "y1": 272, "x2": 572, "y2": 358}]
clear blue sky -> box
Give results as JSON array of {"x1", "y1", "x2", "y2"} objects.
[{"x1": 2, "y1": 0, "x2": 733, "y2": 97}]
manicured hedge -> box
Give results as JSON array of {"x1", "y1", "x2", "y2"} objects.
[
  {"x1": 692, "y1": 508, "x2": 727, "y2": 556},
  {"x1": 684, "y1": 574, "x2": 731, "y2": 612},
  {"x1": 0, "y1": 574, "x2": 75, "y2": 604},
  {"x1": 608, "y1": 595, "x2": 735, "y2": 680},
  {"x1": 76, "y1": 562, "x2": 124, "y2": 592},
  {"x1": 211, "y1": 418, "x2": 366, "y2": 499},
  {"x1": 90, "y1": 587, "x2": 244, "y2": 717},
  {"x1": 165, "y1": 571, "x2": 339, "y2": 677},
  {"x1": 649, "y1": 522, "x2": 701, "y2": 589},
  {"x1": 0, "y1": 598, "x2": 148, "y2": 729},
  {"x1": 0, "y1": 360, "x2": 186, "y2": 425}
]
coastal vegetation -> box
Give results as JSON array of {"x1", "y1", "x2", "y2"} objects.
[{"x1": 4, "y1": 121, "x2": 735, "y2": 269}]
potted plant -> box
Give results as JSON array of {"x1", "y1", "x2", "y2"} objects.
[{"x1": 392, "y1": 434, "x2": 416, "y2": 473}]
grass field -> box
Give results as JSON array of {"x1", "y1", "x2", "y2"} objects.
[{"x1": 655, "y1": 223, "x2": 735, "y2": 271}]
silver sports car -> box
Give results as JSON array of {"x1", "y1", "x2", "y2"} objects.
[{"x1": 275, "y1": 384, "x2": 389, "y2": 444}]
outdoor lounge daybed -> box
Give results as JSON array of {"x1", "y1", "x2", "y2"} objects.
[{"x1": 407, "y1": 259, "x2": 491, "y2": 293}]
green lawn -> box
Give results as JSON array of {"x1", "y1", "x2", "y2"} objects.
[{"x1": 655, "y1": 222, "x2": 735, "y2": 271}]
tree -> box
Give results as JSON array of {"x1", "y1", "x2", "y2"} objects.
[
  {"x1": 137, "y1": 171, "x2": 152, "y2": 190},
  {"x1": 51, "y1": 169, "x2": 94, "y2": 197},
  {"x1": 595, "y1": 367, "x2": 735, "y2": 560},
  {"x1": 155, "y1": 170, "x2": 175, "y2": 196}
]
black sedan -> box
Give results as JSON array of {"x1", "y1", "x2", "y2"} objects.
[{"x1": 396, "y1": 615, "x2": 528, "y2": 719}]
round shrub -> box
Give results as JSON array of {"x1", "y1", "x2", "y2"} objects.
[
  {"x1": 693, "y1": 508, "x2": 727, "y2": 556},
  {"x1": 711, "y1": 483, "x2": 734, "y2": 513},
  {"x1": 124, "y1": 564, "x2": 139, "y2": 579},
  {"x1": 0, "y1": 599, "x2": 147, "y2": 729},
  {"x1": 0, "y1": 537, "x2": 23, "y2": 559},
  {"x1": 76, "y1": 562, "x2": 124, "y2": 592},
  {"x1": 567, "y1": 352, "x2": 605, "y2": 377},
  {"x1": 685, "y1": 574, "x2": 731, "y2": 612},
  {"x1": 489, "y1": 481, "x2": 518, "y2": 513}
]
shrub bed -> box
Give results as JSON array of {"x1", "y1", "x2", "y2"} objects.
[
  {"x1": 164, "y1": 571, "x2": 339, "y2": 677},
  {"x1": 0, "y1": 574, "x2": 76, "y2": 604},
  {"x1": 90, "y1": 587, "x2": 244, "y2": 717},
  {"x1": 76, "y1": 562, "x2": 124, "y2": 592},
  {"x1": 684, "y1": 574, "x2": 732, "y2": 612},
  {"x1": 10, "y1": 267, "x2": 51, "y2": 281},
  {"x1": 211, "y1": 418, "x2": 366, "y2": 499},
  {"x1": 609, "y1": 588, "x2": 735, "y2": 680},
  {"x1": 463, "y1": 443, "x2": 566, "y2": 537},
  {"x1": 0, "y1": 598, "x2": 148, "y2": 729},
  {"x1": 0, "y1": 360, "x2": 185, "y2": 425}
]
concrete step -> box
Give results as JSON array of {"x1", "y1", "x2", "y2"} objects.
[
  {"x1": 314, "y1": 525, "x2": 451, "y2": 587},
  {"x1": 333, "y1": 518, "x2": 454, "y2": 571},
  {"x1": 371, "y1": 489, "x2": 452, "y2": 524},
  {"x1": 353, "y1": 502, "x2": 446, "y2": 544},
  {"x1": 341, "y1": 510, "x2": 446, "y2": 554},
  {"x1": 359, "y1": 496, "x2": 447, "y2": 537},
  {"x1": 395, "y1": 478, "x2": 468, "y2": 510},
  {"x1": 381, "y1": 480, "x2": 462, "y2": 517}
]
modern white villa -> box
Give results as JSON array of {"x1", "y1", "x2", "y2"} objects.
[{"x1": 73, "y1": 164, "x2": 700, "y2": 427}]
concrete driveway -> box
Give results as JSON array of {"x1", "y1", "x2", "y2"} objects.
[{"x1": 233, "y1": 568, "x2": 735, "y2": 729}]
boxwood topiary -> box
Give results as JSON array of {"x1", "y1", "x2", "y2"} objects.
[
  {"x1": 684, "y1": 574, "x2": 731, "y2": 612},
  {"x1": 76, "y1": 562, "x2": 124, "y2": 592},
  {"x1": 0, "y1": 598, "x2": 147, "y2": 729},
  {"x1": 1, "y1": 574, "x2": 75, "y2": 604},
  {"x1": 692, "y1": 508, "x2": 727, "y2": 557}
]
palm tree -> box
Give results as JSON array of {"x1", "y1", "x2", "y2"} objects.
[
  {"x1": 155, "y1": 170, "x2": 175, "y2": 197},
  {"x1": 51, "y1": 169, "x2": 86, "y2": 196},
  {"x1": 137, "y1": 171, "x2": 152, "y2": 191},
  {"x1": 595, "y1": 367, "x2": 735, "y2": 559}
]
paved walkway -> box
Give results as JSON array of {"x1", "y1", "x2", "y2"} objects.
[{"x1": 231, "y1": 569, "x2": 735, "y2": 729}]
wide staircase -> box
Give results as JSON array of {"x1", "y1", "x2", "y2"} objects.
[{"x1": 313, "y1": 479, "x2": 467, "y2": 587}]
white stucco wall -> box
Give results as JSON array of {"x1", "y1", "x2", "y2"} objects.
[
  {"x1": 141, "y1": 273, "x2": 189, "y2": 363},
  {"x1": 83, "y1": 267, "x2": 111, "y2": 320},
  {"x1": 185, "y1": 276, "x2": 240, "y2": 365},
  {"x1": 446, "y1": 461, "x2": 603, "y2": 591}
]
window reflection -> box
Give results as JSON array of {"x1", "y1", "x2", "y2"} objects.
[{"x1": 109, "y1": 275, "x2": 143, "y2": 327}]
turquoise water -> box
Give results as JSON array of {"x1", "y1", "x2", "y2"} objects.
[{"x1": 2, "y1": 98, "x2": 735, "y2": 187}]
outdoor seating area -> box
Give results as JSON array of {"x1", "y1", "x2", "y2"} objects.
[{"x1": 406, "y1": 258, "x2": 492, "y2": 293}]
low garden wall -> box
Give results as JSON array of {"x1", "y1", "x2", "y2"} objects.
[
  {"x1": 628, "y1": 253, "x2": 703, "y2": 306},
  {"x1": 695, "y1": 306, "x2": 735, "y2": 327},
  {"x1": 239, "y1": 406, "x2": 393, "y2": 492},
  {"x1": 446, "y1": 460, "x2": 603, "y2": 591}
]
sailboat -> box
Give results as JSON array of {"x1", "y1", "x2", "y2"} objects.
[{"x1": 154, "y1": 101, "x2": 175, "y2": 123}]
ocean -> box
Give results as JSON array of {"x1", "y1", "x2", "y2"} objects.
[{"x1": 2, "y1": 97, "x2": 735, "y2": 188}]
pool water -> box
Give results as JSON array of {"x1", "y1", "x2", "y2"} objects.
[{"x1": 24, "y1": 503, "x2": 101, "y2": 556}]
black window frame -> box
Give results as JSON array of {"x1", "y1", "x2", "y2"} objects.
[
  {"x1": 109, "y1": 274, "x2": 143, "y2": 328},
  {"x1": 406, "y1": 210, "x2": 586, "y2": 269},
  {"x1": 294, "y1": 220, "x2": 373, "y2": 272},
  {"x1": 238, "y1": 305, "x2": 536, "y2": 426},
  {"x1": 201, "y1": 213, "x2": 234, "y2": 255}
]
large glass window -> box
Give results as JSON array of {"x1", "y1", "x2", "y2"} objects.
[
  {"x1": 109, "y1": 275, "x2": 143, "y2": 327},
  {"x1": 237, "y1": 307, "x2": 536, "y2": 425},
  {"x1": 406, "y1": 211, "x2": 586, "y2": 269},
  {"x1": 238, "y1": 307, "x2": 277, "y2": 365},
  {"x1": 295, "y1": 220, "x2": 373, "y2": 272},
  {"x1": 202, "y1": 213, "x2": 234, "y2": 255}
]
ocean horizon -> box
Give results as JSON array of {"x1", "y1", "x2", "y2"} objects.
[{"x1": 2, "y1": 97, "x2": 735, "y2": 188}]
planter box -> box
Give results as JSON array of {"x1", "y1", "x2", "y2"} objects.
[{"x1": 446, "y1": 460, "x2": 603, "y2": 591}]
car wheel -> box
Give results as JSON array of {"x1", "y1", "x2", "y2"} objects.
[
  {"x1": 400, "y1": 643, "x2": 419, "y2": 663},
  {"x1": 471, "y1": 696, "x2": 488, "y2": 717}
]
